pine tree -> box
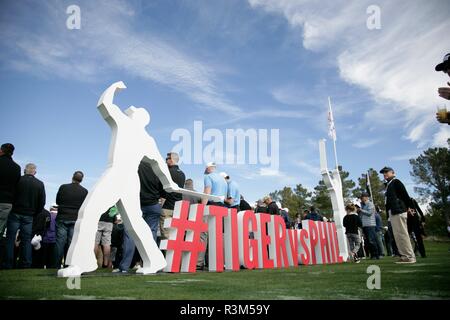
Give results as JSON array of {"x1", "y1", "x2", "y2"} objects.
[
  {"x1": 312, "y1": 180, "x2": 332, "y2": 218},
  {"x1": 409, "y1": 139, "x2": 450, "y2": 231},
  {"x1": 339, "y1": 165, "x2": 356, "y2": 202},
  {"x1": 268, "y1": 184, "x2": 312, "y2": 219},
  {"x1": 353, "y1": 168, "x2": 385, "y2": 211}
]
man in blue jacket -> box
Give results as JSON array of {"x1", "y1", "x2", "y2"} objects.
[
  {"x1": 220, "y1": 172, "x2": 240, "y2": 211},
  {"x1": 357, "y1": 192, "x2": 379, "y2": 260}
]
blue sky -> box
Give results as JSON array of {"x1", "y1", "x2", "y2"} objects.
[{"x1": 0, "y1": 0, "x2": 449, "y2": 208}]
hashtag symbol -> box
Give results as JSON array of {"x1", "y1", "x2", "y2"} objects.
[{"x1": 160, "y1": 200, "x2": 208, "y2": 273}]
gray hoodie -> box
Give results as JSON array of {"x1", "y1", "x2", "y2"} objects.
[{"x1": 360, "y1": 200, "x2": 376, "y2": 227}]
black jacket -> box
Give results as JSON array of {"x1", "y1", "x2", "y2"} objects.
[
  {"x1": 384, "y1": 178, "x2": 414, "y2": 216},
  {"x1": 32, "y1": 209, "x2": 51, "y2": 236},
  {"x1": 240, "y1": 199, "x2": 252, "y2": 211},
  {"x1": 56, "y1": 182, "x2": 88, "y2": 221},
  {"x1": 343, "y1": 214, "x2": 362, "y2": 234},
  {"x1": 267, "y1": 201, "x2": 279, "y2": 215},
  {"x1": 255, "y1": 206, "x2": 268, "y2": 213},
  {"x1": 0, "y1": 155, "x2": 21, "y2": 203},
  {"x1": 162, "y1": 165, "x2": 185, "y2": 210},
  {"x1": 12, "y1": 174, "x2": 46, "y2": 216},
  {"x1": 139, "y1": 161, "x2": 164, "y2": 206}
]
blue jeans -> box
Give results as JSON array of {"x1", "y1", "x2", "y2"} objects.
[
  {"x1": 3, "y1": 213, "x2": 33, "y2": 269},
  {"x1": 54, "y1": 220, "x2": 76, "y2": 268},
  {"x1": 376, "y1": 230, "x2": 385, "y2": 256},
  {"x1": 363, "y1": 226, "x2": 379, "y2": 258},
  {"x1": 119, "y1": 204, "x2": 161, "y2": 271}
]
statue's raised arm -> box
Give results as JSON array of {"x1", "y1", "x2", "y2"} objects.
[{"x1": 97, "y1": 81, "x2": 127, "y2": 123}]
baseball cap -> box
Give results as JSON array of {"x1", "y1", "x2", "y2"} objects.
[
  {"x1": 379, "y1": 166, "x2": 394, "y2": 174},
  {"x1": 435, "y1": 53, "x2": 450, "y2": 71},
  {"x1": 206, "y1": 162, "x2": 216, "y2": 168},
  {"x1": 219, "y1": 172, "x2": 229, "y2": 179}
]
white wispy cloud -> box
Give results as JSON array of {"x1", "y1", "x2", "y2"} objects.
[
  {"x1": 294, "y1": 160, "x2": 320, "y2": 176},
  {"x1": 432, "y1": 126, "x2": 450, "y2": 147},
  {"x1": 389, "y1": 152, "x2": 420, "y2": 162},
  {"x1": 0, "y1": 0, "x2": 316, "y2": 122},
  {"x1": 249, "y1": 0, "x2": 450, "y2": 147},
  {"x1": 271, "y1": 84, "x2": 319, "y2": 107},
  {"x1": 0, "y1": 0, "x2": 242, "y2": 115},
  {"x1": 352, "y1": 138, "x2": 381, "y2": 149}
]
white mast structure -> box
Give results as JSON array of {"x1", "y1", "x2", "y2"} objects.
[{"x1": 318, "y1": 97, "x2": 349, "y2": 262}]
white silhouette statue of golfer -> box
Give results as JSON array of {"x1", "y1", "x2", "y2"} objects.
[{"x1": 58, "y1": 81, "x2": 182, "y2": 277}]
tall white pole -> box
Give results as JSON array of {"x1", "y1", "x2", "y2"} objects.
[
  {"x1": 367, "y1": 170, "x2": 374, "y2": 201},
  {"x1": 328, "y1": 96, "x2": 339, "y2": 170}
]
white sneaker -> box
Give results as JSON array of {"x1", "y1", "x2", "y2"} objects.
[
  {"x1": 112, "y1": 268, "x2": 128, "y2": 273},
  {"x1": 57, "y1": 265, "x2": 82, "y2": 277}
]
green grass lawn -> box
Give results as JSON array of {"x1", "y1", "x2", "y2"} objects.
[{"x1": 1, "y1": 240, "x2": 449, "y2": 300}]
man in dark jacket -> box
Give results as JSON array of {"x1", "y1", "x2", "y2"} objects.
[
  {"x1": 0, "y1": 143, "x2": 21, "y2": 237},
  {"x1": 408, "y1": 198, "x2": 426, "y2": 258},
  {"x1": 117, "y1": 160, "x2": 164, "y2": 272},
  {"x1": 380, "y1": 166, "x2": 416, "y2": 264},
  {"x1": 160, "y1": 152, "x2": 185, "y2": 242},
  {"x1": 3, "y1": 163, "x2": 45, "y2": 268},
  {"x1": 255, "y1": 199, "x2": 268, "y2": 213},
  {"x1": 239, "y1": 195, "x2": 252, "y2": 211},
  {"x1": 263, "y1": 196, "x2": 279, "y2": 215},
  {"x1": 54, "y1": 171, "x2": 88, "y2": 268}
]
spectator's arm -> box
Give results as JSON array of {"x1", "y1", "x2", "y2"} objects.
[
  {"x1": 359, "y1": 202, "x2": 374, "y2": 217},
  {"x1": 15, "y1": 165, "x2": 21, "y2": 183},
  {"x1": 202, "y1": 175, "x2": 212, "y2": 205},
  {"x1": 37, "y1": 184, "x2": 46, "y2": 215},
  {"x1": 202, "y1": 187, "x2": 211, "y2": 205},
  {"x1": 438, "y1": 84, "x2": 450, "y2": 100},
  {"x1": 56, "y1": 186, "x2": 62, "y2": 206}
]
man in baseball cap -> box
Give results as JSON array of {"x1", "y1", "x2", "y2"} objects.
[
  {"x1": 379, "y1": 166, "x2": 416, "y2": 264},
  {"x1": 379, "y1": 166, "x2": 394, "y2": 174},
  {"x1": 220, "y1": 172, "x2": 241, "y2": 211},
  {"x1": 197, "y1": 162, "x2": 227, "y2": 270},
  {"x1": 203, "y1": 162, "x2": 226, "y2": 206}
]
